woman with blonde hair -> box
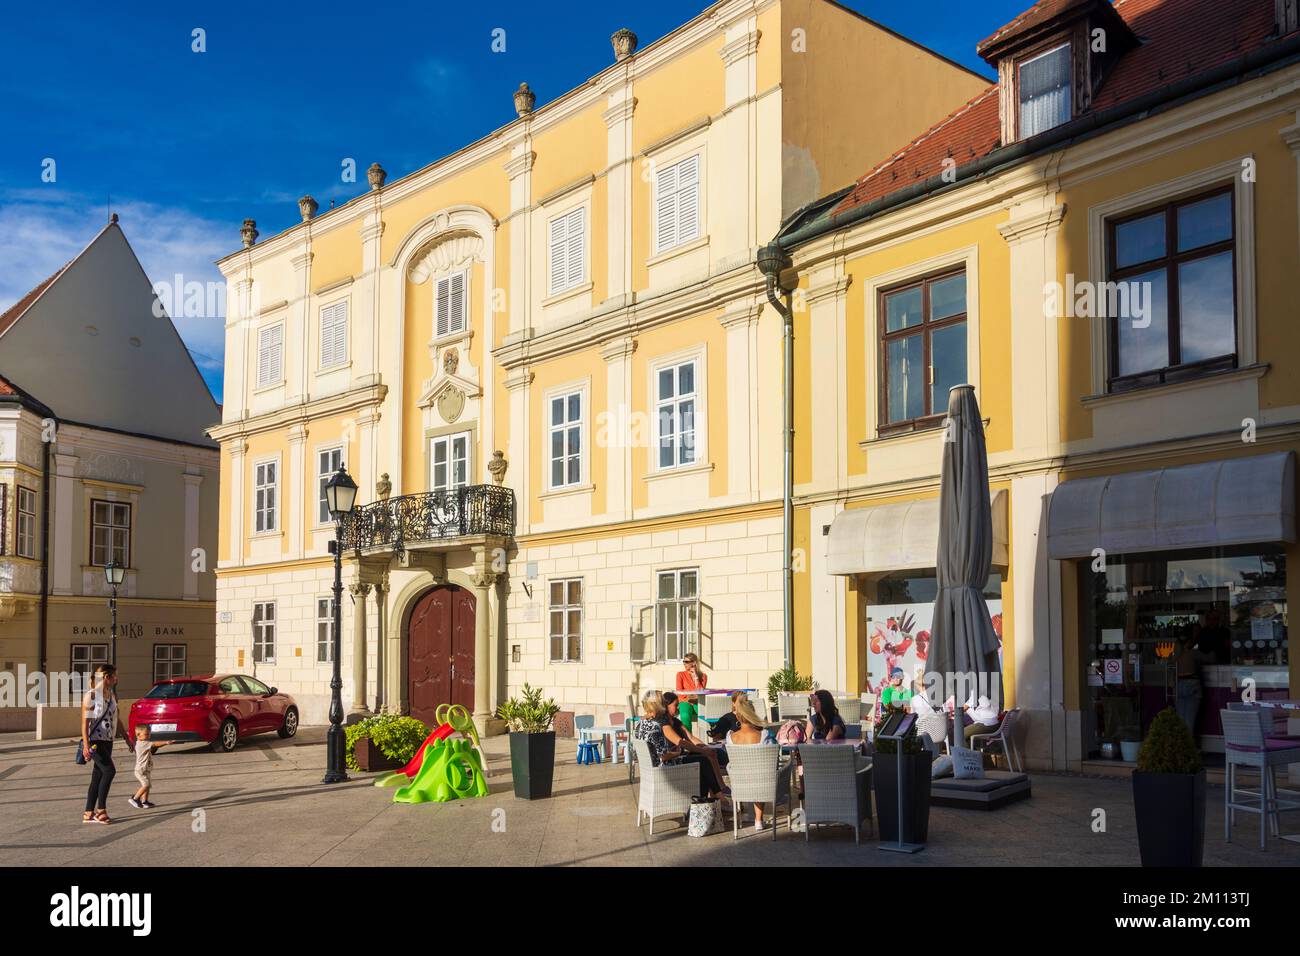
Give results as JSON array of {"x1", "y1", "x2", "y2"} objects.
[
  {"x1": 723, "y1": 697, "x2": 777, "y2": 830},
  {"x1": 633, "y1": 689, "x2": 727, "y2": 798}
]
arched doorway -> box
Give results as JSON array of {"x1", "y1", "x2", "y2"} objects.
[{"x1": 406, "y1": 585, "x2": 475, "y2": 727}]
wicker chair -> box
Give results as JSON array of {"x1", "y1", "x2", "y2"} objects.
[
  {"x1": 968, "y1": 708, "x2": 1023, "y2": 771},
  {"x1": 632, "y1": 738, "x2": 700, "y2": 835},
  {"x1": 916, "y1": 712, "x2": 949, "y2": 754},
  {"x1": 835, "y1": 697, "x2": 863, "y2": 724},
  {"x1": 1222, "y1": 708, "x2": 1300, "y2": 849},
  {"x1": 778, "y1": 693, "x2": 809, "y2": 721},
  {"x1": 724, "y1": 743, "x2": 795, "y2": 841},
  {"x1": 702, "y1": 694, "x2": 732, "y2": 723},
  {"x1": 799, "y1": 745, "x2": 873, "y2": 842}
]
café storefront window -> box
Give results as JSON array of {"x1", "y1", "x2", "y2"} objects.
[
  {"x1": 865, "y1": 571, "x2": 1004, "y2": 702},
  {"x1": 1080, "y1": 545, "x2": 1288, "y2": 757}
]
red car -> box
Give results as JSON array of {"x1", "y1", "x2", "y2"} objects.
[{"x1": 129, "y1": 675, "x2": 299, "y2": 752}]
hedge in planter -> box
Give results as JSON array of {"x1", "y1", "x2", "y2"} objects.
[
  {"x1": 497, "y1": 684, "x2": 560, "y2": 800},
  {"x1": 345, "y1": 714, "x2": 430, "y2": 773},
  {"x1": 1132, "y1": 706, "x2": 1205, "y2": 867}
]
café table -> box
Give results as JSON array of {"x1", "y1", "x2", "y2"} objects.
[{"x1": 580, "y1": 723, "x2": 631, "y2": 764}]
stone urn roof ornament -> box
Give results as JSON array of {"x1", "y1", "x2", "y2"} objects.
[
  {"x1": 298, "y1": 195, "x2": 318, "y2": 221},
  {"x1": 240, "y1": 219, "x2": 259, "y2": 248},
  {"x1": 612, "y1": 28, "x2": 638, "y2": 61},
  {"x1": 367, "y1": 162, "x2": 387, "y2": 190},
  {"x1": 488, "y1": 450, "x2": 508, "y2": 485},
  {"x1": 514, "y1": 82, "x2": 536, "y2": 118}
]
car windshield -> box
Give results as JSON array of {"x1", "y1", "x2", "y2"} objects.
[{"x1": 144, "y1": 681, "x2": 208, "y2": 699}]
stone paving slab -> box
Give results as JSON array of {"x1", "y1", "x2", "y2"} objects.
[{"x1": 1, "y1": 729, "x2": 1297, "y2": 867}]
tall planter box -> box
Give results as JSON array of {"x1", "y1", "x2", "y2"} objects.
[
  {"x1": 354, "y1": 737, "x2": 402, "y2": 773},
  {"x1": 509, "y1": 731, "x2": 556, "y2": 800},
  {"x1": 873, "y1": 750, "x2": 933, "y2": 844},
  {"x1": 1133, "y1": 769, "x2": 1205, "y2": 867}
]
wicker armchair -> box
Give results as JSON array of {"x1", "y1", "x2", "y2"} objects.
[
  {"x1": 724, "y1": 743, "x2": 795, "y2": 840},
  {"x1": 778, "y1": 693, "x2": 809, "y2": 721},
  {"x1": 916, "y1": 712, "x2": 949, "y2": 754},
  {"x1": 799, "y1": 745, "x2": 874, "y2": 843},
  {"x1": 632, "y1": 739, "x2": 700, "y2": 835}
]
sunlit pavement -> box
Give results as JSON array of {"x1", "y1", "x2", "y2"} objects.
[{"x1": 2, "y1": 729, "x2": 1297, "y2": 867}]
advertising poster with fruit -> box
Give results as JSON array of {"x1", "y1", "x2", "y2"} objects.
[{"x1": 866, "y1": 601, "x2": 1003, "y2": 702}]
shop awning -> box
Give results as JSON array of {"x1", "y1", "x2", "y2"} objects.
[
  {"x1": 826, "y1": 489, "x2": 1008, "y2": 575},
  {"x1": 1046, "y1": 451, "x2": 1296, "y2": 560}
]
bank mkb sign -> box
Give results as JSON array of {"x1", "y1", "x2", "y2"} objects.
[{"x1": 70, "y1": 625, "x2": 187, "y2": 639}]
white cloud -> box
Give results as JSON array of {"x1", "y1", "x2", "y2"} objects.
[{"x1": 0, "y1": 192, "x2": 228, "y2": 387}]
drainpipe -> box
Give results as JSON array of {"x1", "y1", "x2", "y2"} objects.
[
  {"x1": 38, "y1": 431, "x2": 50, "y2": 680},
  {"x1": 757, "y1": 243, "x2": 796, "y2": 670}
]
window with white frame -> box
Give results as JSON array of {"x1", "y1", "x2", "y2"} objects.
[
  {"x1": 1018, "y1": 43, "x2": 1071, "y2": 138},
  {"x1": 435, "y1": 271, "x2": 468, "y2": 338},
  {"x1": 16, "y1": 486, "x2": 36, "y2": 559},
  {"x1": 548, "y1": 390, "x2": 583, "y2": 489},
  {"x1": 90, "y1": 499, "x2": 130, "y2": 567},
  {"x1": 153, "y1": 644, "x2": 187, "y2": 683},
  {"x1": 254, "y1": 460, "x2": 277, "y2": 533},
  {"x1": 548, "y1": 207, "x2": 585, "y2": 295},
  {"x1": 654, "y1": 154, "x2": 701, "y2": 253},
  {"x1": 548, "y1": 578, "x2": 583, "y2": 663},
  {"x1": 252, "y1": 602, "x2": 276, "y2": 663},
  {"x1": 316, "y1": 597, "x2": 335, "y2": 663},
  {"x1": 430, "y1": 431, "x2": 470, "y2": 492},
  {"x1": 655, "y1": 359, "x2": 698, "y2": 470},
  {"x1": 71, "y1": 643, "x2": 108, "y2": 680},
  {"x1": 256, "y1": 323, "x2": 284, "y2": 388},
  {"x1": 319, "y1": 300, "x2": 348, "y2": 369},
  {"x1": 317, "y1": 447, "x2": 343, "y2": 524},
  {"x1": 655, "y1": 569, "x2": 698, "y2": 661}
]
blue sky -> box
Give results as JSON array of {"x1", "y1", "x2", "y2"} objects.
[{"x1": 0, "y1": 0, "x2": 1027, "y2": 403}]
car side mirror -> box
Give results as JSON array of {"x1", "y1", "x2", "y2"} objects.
[{"x1": 267, "y1": 687, "x2": 278, "y2": 696}]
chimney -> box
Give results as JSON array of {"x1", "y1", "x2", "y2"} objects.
[{"x1": 1278, "y1": 0, "x2": 1299, "y2": 35}]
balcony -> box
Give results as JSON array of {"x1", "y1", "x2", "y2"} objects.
[{"x1": 341, "y1": 485, "x2": 516, "y2": 555}]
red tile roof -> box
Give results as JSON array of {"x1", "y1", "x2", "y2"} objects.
[
  {"x1": 830, "y1": 0, "x2": 1286, "y2": 218},
  {"x1": 0, "y1": 264, "x2": 67, "y2": 337},
  {"x1": 977, "y1": 0, "x2": 1096, "y2": 59},
  {"x1": 0, "y1": 374, "x2": 17, "y2": 396}
]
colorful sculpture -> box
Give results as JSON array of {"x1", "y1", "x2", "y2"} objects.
[{"x1": 375, "y1": 703, "x2": 488, "y2": 804}]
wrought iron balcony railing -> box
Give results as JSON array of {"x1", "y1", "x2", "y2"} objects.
[{"x1": 340, "y1": 484, "x2": 516, "y2": 554}]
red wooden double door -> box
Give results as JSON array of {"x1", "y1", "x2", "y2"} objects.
[{"x1": 406, "y1": 585, "x2": 475, "y2": 727}]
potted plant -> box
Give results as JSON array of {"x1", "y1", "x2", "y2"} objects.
[
  {"x1": 766, "y1": 666, "x2": 815, "y2": 722},
  {"x1": 344, "y1": 714, "x2": 430, "y2": 773},
  {"x1": 497, "y1": 683, "x2": 560, "y2": 800},
  {"x1": 1132, "y1": 706, "x2": 1205, "y2": 867},
  {"x1": 872, "y1": 705, "x2": 933, "y2": 844}
]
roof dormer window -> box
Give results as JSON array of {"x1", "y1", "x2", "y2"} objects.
[{"x1": 1018, "y1": 43, "x2": 1071, "y2": 138}]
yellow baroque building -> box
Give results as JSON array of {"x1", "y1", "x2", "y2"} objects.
[
  {"x1": 778, "y1": 0, "x2": 1300, "y2": 769},
  {"x1": 209, "y1": 0, "x2": 987, "y2": 728}
]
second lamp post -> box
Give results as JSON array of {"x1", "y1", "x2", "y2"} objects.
[
  {"x1": 104, "y1": 559, "x2": 125, "y2": 665},
  {"x1": 322, "y1": 464, "x2": 358, "y2": 784}
]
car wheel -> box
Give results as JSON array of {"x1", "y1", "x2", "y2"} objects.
[
  {"x1": 214, "y1": 718, "x2": 239, "y2": 753},
  {"x1": 277, "y1": 707, "x2": 299, "y2": 739}
]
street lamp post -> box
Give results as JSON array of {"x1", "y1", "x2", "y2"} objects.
[
  {"x1": 104, "y1": 560, "x2": 125, "y2": 666},
  {"x1": 322, "y1": 464, "x2": 358, "y2": 784}
]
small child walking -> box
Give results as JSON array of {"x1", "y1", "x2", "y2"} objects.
[{"x1": 128, "y1": 726, "x2": 170, "y2": 809}]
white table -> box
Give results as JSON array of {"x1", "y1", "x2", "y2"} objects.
[{"x1": 581, "y1": 724, "x2": 630, "y2": 764}]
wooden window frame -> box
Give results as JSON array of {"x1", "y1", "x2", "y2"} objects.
[
  {"x1": 71, "y1": 643, "x2": 109, "y2": 679},
  {"x1": 252, "y1": 601, "x2": 277, "y2": 664},
  {"x1": 16, "y1": 485, "x2": 36, "y2": 559},
  {"x1": 316, "y1": 596, "x2": 335, "y2": 664},
  {"x1": 547, "y1": 577, "x2": 583, "y2": 663},
  {"x1": 152, "y1": 643, "x2": 187, "y2": 683},
  {"x1": 89, "y1": 498, "x2": 131, "y2": 568},
  {"x1": 253, "y1": 459, "x2": 278, "y2": 534},
  {"x1": 1105, "y1": 185, "x2": 1237, "y2": 393},
  {"x1": 878, "y1": 267, "x2": 968, "y2": 435}
]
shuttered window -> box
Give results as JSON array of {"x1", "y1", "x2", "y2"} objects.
[
  {"x1": 435, "y1": 271, "x2": 468, "y2": 338},
  {"x1": 654, "y1": 154, "x2": 701, "y2": 254},
  {"x1": 548, "y1": 207, "x2": 586, "y2": 295},
  {"x1": 319, "y1": 300, "x2": 348, "y2": 369},
  {"x1": 256, "y1": 324, "x2": 283, "y2": 388}
]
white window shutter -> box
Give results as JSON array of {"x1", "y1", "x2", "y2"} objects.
[
  {"x1": 319, "y1": 302, "x2": 347, "y2": 368},
  {"x1": 257, "y1": 325, "x2": 282, "y2": 387},
  {"x1": 549, "y1": 215, "x2": 568, "y2": 294},
  {"x1": 676, "y1": 155, "x2": 700, "y2": 244},
  {"x1": 449, "y1": 271, "x2": 466, "y2": 333},
  {"x1": 656, "y1": 163, "x2": 678, "y2": 252},
  {"x1": 436, "y1": 277, "x2": 451, "y2": 337},
  {"x1": 566, "y1": 208, "x2": 584, "y2": 289}
]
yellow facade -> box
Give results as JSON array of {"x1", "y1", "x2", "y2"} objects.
[{"x1": 209, "y1": 0, "x2": 988, "y2": 727}]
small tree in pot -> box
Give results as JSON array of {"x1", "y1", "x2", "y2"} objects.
[
  {"x1": 498, "y1": 683, "x2": 560, "y2": 800},
  {"x1": 1132, "y1": 706, "x2": 1205, "y2": 867}
]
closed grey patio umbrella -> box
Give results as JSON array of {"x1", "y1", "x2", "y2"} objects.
[{"x1": 928, "y1": 384, "x2": 1003, "y2": 750}]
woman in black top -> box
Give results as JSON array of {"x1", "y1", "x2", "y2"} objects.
[
  {"x1": 806, "y1": 689, "x2": 846, "y2": 741},
  {"x1": 659, "y1": 692, "x2": 728, "y2": 795}
]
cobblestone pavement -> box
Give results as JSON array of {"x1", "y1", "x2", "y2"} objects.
[{"x1": 2, "y1": 729, "x2": 1296, "y2": 867}]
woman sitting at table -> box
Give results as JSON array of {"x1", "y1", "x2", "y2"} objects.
[
  {"x1": 635, "y1": 691, "x2": 727, "y2": 799},
  {"x1": 660, "y1": 697, "x2": 733, "y2": 790},
  {"x1": 724, "y1": 698, "x2": 778, "y2": 831},
  {"x1": 707, "y1": 690, "x2": 749, "y2": 742},
  {"x1": 805, "y1": 689, "x2": 846, "y2": 741}
]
